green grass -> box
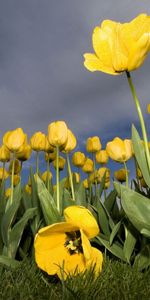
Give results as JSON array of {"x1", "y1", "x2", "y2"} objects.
[{"x1": 0, "y1": 258, "x2": 150, "y2": 300}]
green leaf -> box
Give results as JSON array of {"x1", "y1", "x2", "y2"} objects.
[
  {"x1": 8, "y1": 207, "x2": 37, "y2": 258},
  {"x1": 96, "y1": 235, "x2": 126, "y2": 262},
  {"x1": 104, "y1": 189, "x2": 117, "y2": 213},
  {"x1": 0, "y1": 255, "x2": 20, "y2": 268},
  {"x1": 1, "y1": 184, "x2": 22, "y2": 246},
  {"x1": 98, "y1": 172, "x2": 106, "y2": 197},
  {"x1": 132, "y1": 125, "x2": 150, "y2": 187},
  {"x1": 62, "y1": 189, "x2": 75, "y2": 210},
  {"x1": 36, "y1": 174, "x2": 61, "y2": 225},
  {"x1": 119, "y1": 184, "x2": 150, "y2": 234},
  {"x1": 93, "y1": 200, "x2": 110, "y2": 236},
  {"x1": 134, "y1": 245, "x2": 150, "y2": 270},
  {"x1": 123, "y1": 225, "x2": 137, "y2": 263},
  {"x1": 140, "y1": 228, "x2": 150, "y2": 238},
  {"x1": 109, "y1": 221, "x2": 122, "y2": 246},
  {"x1": 75, "y1": 182, "x2": 86, "y2": 206}
]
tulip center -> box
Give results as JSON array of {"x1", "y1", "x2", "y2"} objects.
[{"x1": 64, "y1": 231, "x2": 83, "y2": 255}]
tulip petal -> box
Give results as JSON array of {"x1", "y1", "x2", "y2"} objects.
[
  {"x1": 64, "y1": 206, "x2": 99, "y2": 239},
  {"x1": 80, "y1": 229, "x2": 92, "y2": 260},
  {"x1": 86, "y1": 247, "x2": 103, "y2": 276},
  {"x1": 83, "y1": 53, "x2": 119, "y2": 75}
]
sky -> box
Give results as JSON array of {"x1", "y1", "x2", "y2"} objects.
[{"x1": 0, "y1": 0, "x2": 150, "y2": 183}]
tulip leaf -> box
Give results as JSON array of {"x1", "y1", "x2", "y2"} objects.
[
  {"x1": 123, "y1": 225, "x2": 137, "y2": 263},
  {"x1": 132, "y1": 125, "x2": 150, "y2": 187},
  {"x1": 134, "y1": 245, "x2": 150, "y2": 270},
  {"x1": 104, "y1": 189, "x2": 117, "y2": 213},
  {"x1": 8, "y1": 207, "x2": 37, "y2": 258},
  {"x1": 75, "y1": 182, "x2": 86, "y2": 206},
  {"x1": 1, "y1": 184, "x2": 22, "y2": 246},
  {"x1": 140, "y1": 228, "x2": 150, "y2": 238},
  {"x1": 99, "y1": 172, "x2": 106, "y2": 197},
  {"x1": 109, "y1": 221, "x2": 122, "y2": 246},
  {"x1": 36, "y1": 175, "x2": 61, "y2": 225},
  {"x1": 94, "y1": 200, "x2": 111, "y2": 236},
  {"x1": 96, "y1": 235, "x2": 126, "y2": 262},
  {"x1": 0, "y1": 255, "x2": 20, "y2": 268},
  {"x1": 62, "y1": 189, "x2": 75, "y2": 210},
  {"x1": 118, "y1": 184, "x2": 150, "y2": 233}
]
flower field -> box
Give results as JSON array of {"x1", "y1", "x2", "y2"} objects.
[{"x1": 0, "y1": 12, "x2": 150, "y2": 298}]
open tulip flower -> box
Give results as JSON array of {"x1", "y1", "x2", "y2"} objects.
[
  {"x1": 84, "y1": 14, "x2": 150, "y2": 75},
  {"x1": 34, "y1": 206, "x2": 103, "y2": 280}
]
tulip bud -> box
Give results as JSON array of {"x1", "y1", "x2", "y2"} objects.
[
  {"x1": 48, "y1": 121, "x2": 68, "y2": 147},
  {"x1": 0, "y1": 168, "x2": 9, "y2": 180},
  {"x1": 114, "y1": 169, "x2": 129, "y2": 183},
  {"x1": 106, "y1": 137, "x2": 133, "y2": 162},
  {"x1": 13, "y1": 174, "x2": 21, "y2": 186},
  {"x1": 53, "y1": 156, "x2": 66, "y2": 171},
  {"x1": 82, "y1": 178, "x2": 89, "y2": 189},
  {"x1": 16, "y1": 144, "x2": 32, "y2": 161},
  {"x1": 5, "y1": 187, "x2": 11, "y2": 198},
  {"x1": 41, "y1": 171, "x2": 52, "y2": 182},
  {"x1": 82, "y1": 158, "x2": 94, "y2": 173},
  {"x1": 97, "y1": 167, "x2": 110, "y2": 182},
  {"x1": 63, "y1": 129, "x2": 77, "y2": 153},
  {"x1": 25, "y1": 184, "x2": 32, "y2": 195},
  {"x1": 9, "y1": 159, "x2": 21, "y2": 174},
  {"x1": 44, "y1": 137, "x2": 55, "y2": 153},
  {"x1": 45, "y1": 151, "x2": 56, "y2": 163},
  {"x1": 30, "y1": 132, "x2": 46, "y2": 151},
  {"x1": 72, "y1": 151, "x2": 86, "y2": 168},
  {"x1": 86, "y1": 136, "x2": 102, "y2": 153},
  {"x1": 136, "y1": 167, "x2": 143, "y2": 179},
  {"x1": 0, "y1": 145, "x2": 10, "y2": 162},
  {"x1": 3, "y1": 128, "x2": 26, "y2": 153},
  {"x1": 96, "y1": 150, "x2": 109, "y2": 164}
]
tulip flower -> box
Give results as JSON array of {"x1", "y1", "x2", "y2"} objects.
[
  {"x1": 34, "y1": 206, "x2": 103, "y2": 279},
  {"x1": 72, "y1": 151, "x2": 86, "y2": 168},
  {"x1": 0, "y1": 145, "x2": 10, "y2": 163},
  {"x1": 86, "y1": 136, "x2": 102, "y2": 153},
  {"x1": 41, "y1": 170, "x2": 52, "y2": 182},
  {"x1": 16, "y1": 144, "x2": 32, "y2": 162},
  {"x1": 48, "y1": 121, "x2": 68, "y2": 147},
  {"x1": 97, "y1": 167, "x2": 110, "y2": 183},
  {"x1": 30, "y1": 132, "x2": 46, "y2": 152},
  {"x1": 96, "y1": 150, "x2": 109, "y2": 164},
  {"x1": 53, "y1": 156, "x2": 66, "y2": 171},
  {"x1": 84, "y1": 14, "x2": 150, "y2": 75},
  {"x1": 106, "y1": 137, "x2": 133, "y2": 163},
  {"x1": 9, "y1": 159, "x2": 21, "y2": 175},
  {"x1": 82, "y1": 158, "x2": 94, "y2": 173},
  {"x1": 3, "y1": 128, "x2": 26, "y2": 153},
  {"x1": 114, "y1": 168, "x2": 129, "y2": 183}
]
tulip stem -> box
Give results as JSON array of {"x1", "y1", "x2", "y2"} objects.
[
  {"x1": 123, "y1": 161, "x2": 128, "y2": 187},
  {"x1": 10, "y1": 153, "x2": 15, "y2": 205},
  {"x1": 92, "y1": 153, "x2": 98, "y2": 197},
  {"x1": 66, "y1": 153, "x2": 75, "y2": 201},
  {"x1": 56, "y1": 146, "x2": 60, "y2": 212},
  {"x1": 2, "y1": 162, "x2": 5, "y2": 184},
  {"x1": 126, "y1": 71, "x2": 150, "y2": 173}
]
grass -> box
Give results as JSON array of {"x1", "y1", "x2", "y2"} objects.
[{"x1": 0, "y1": 258, "x2": 150, "y2": 300}]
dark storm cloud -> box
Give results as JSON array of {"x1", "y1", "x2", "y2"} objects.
[{"x1": 0, "y1": 0, "x2": 150, "y2": 145}]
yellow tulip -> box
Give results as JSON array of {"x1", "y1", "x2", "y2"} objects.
[
  {"x1": 97, "y1": 167, "x2": 110, "y2": 183},
  {"x1": 84, "y1": 14, "x2": 150, "y2": 75},
  {"x1": 48, "y1": 121, "x2": 68, "y2": 147},
  {"x1": 16, "y1": 144, "x2": 32, "y2": 161},
  {"x1": 82, "y1": 158, "x2": 94, "y2": 173},
  {"x1": 13, "y1": 174, "x2": 21, "y2": 186},
  {"x1": 44, "y1": 136, "x2": 55, "y2": 153},
  {"x1": 0, "y1": 168, "x2": 9, "y2": 180},
  {"x1": 106, "y1": 137, "x2": 133, "y2": 162},
  {"x1": 96, "y1": 150, "x2": 109, "y2": 164},
  {"x1": 82, "y1": 178, "x2": 89, "y2": 189},
  {"x1": 5, "y1": 187, "x2": 11, "y2": 198},
  {"x1": 9, "y1": 159, "x2": 21, "y2": 174},
  {"x1": 72, "y1": 151, "x2": 86, "y2": 168},
  {"x1": 25, "y1": 184, "x2": 32, "y2": 195},
  {"x1": 63, "y1": 129, "x2": 77, "y2": 153},
  {"x1": 45, "y1": 151, "x2": 56, "y2": 163},
  {"x1": 147, "y1": 104, "x2": 150, "y2": 114},
  {"x1": 86, "y1": 136, "x2": 102, "y2": 153},
  {"x1": 0, "y1": 145, "x2": 10, "y2": 162},
  {"x1": 53, "y1": 156, "x2": 66, "y2": 171},
  {"x1": 30, "y1": 132, "x2": 46, "y2": 151},
  {"x1": 41, "y1": 171, "x2": 52, "y2": 182},
  {"x1": 3, "y1": 128, "x2": 26, "y2": 153},
  {"x1": 34, "y1": 206, "x2": 103, "y2": 279},
  {"x1": 114, "y1": 168, "x2": 129, "y2": 183},
  {"x1": 65, "y1": 172, "x2": 80, "y2": 189}
]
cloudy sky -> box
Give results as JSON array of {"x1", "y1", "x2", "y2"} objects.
[{"x1": 0, "y1": 0, "x2": 150, "y2": 181}]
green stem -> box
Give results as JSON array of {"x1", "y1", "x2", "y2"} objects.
[
  {"x1": 126, "y1": 71, "x2": 150, "y2": 173},
  {"x1": 56, "y1": 146, "x2": 60, "y2": 212},
  {"x1": 10, "y1": 153, "x2": 15, "y2": 205},
  {"x1": 2, "y1": 162, "x2": 5, "y2": 183},
  {"x1": 92, "y1": 153, "x2": 98, "y2": 197},
  {"x1": 123, "y1": 161, "x2": 128, "y2": 187},
  {"x1": 66, "y1": 153, "x2": 75, "y2": 201},
  {"x1": 36, "y1": 151, "x2": 39, "y2": 175}
]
